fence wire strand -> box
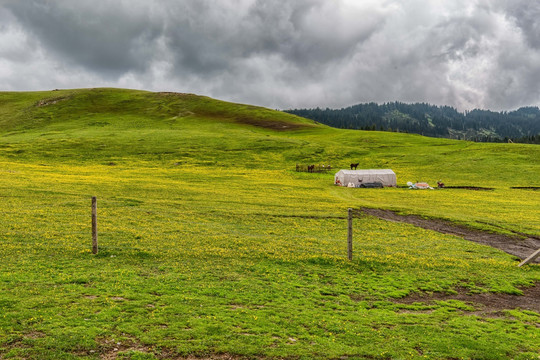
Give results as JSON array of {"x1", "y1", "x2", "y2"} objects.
[{"x1": 2, "y1": 195, "x2": 355, "y2": 260}]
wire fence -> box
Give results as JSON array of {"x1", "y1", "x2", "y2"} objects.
[
  {"x1": 295, "y1": 164, "x2": 334, "y2": 173},
  {"x1": 6, "y1": 196, "x2": 490, "y2": 268},
  {"x1": 1, "y1": 194, "x2": 355, "y2": 260}
]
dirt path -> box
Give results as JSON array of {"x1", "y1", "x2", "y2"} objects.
[
  {"x1": 361, "y1": 208, "x2": 540, "y2": 263},
  {"x1": 393, "y1": 285, "x2": 540, "y2": 316}
]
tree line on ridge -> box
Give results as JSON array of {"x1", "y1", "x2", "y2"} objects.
[{"x1": 286, "y1": 102, "x2": 540, "y2": 144}]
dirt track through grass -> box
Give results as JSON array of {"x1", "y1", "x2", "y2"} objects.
[
  {"x1": 362, "y1": 208, "x2": 540, "y2": 263},
  {"x1": 392, "y1": 285, "x2": 540, "y2": 316}
]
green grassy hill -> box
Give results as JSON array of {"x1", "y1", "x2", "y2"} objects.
[
  {"x1": 1, "y1": 88, "x2": 539, "y2": 359},
  {"x1": 2, "y1": 88, "x2": 538, "y2": 182}
]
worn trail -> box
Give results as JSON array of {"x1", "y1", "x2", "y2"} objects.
[
  {"x1": 362, "y1": 208, "x2": 540, "y2": 263},
  {"x1": 392, "y1": 285, "x2": 540, "y2": 315}
]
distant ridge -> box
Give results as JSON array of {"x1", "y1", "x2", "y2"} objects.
[{"x1": 286, "y1": 102, "x2": 540, "y2": 144}]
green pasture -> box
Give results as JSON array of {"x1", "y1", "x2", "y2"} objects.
[{"x1": 0, "y1": 89, "x2": 539, "y2": 359}]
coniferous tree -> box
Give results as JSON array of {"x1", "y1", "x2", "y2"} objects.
[{"x1": 286, "y1": 103, "x2": 540, "y2": 143}]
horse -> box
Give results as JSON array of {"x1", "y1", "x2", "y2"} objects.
[
  {"x1": 307, "y1": 164, "x2": 315, "y2": 173},
  {"x1": 350, "y1": 163, "x2": 359, "y2": 170}
]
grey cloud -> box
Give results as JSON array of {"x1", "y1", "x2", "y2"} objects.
[
  {"x1": 485, "y1": 48, "x2": 540, "y2": 110},
  {"x1": 5, "y1": 0, "x2": 165, "y2": 76},
  {"x1": 1, "y1": 0, "x2": 540, "y2": 111},
  {"x1": 161, "y1": 0, "x2": 387, "y2": 77},
  {"x1": 0, "y1": 7, "x2": 38, "y2": 63},
  {"x1": 500, "y1": 1, "x2": 540, "y2": 49}
]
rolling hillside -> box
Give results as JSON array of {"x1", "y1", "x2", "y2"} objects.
[
  {"x1": 1, "y1": 88, "x2": 538, "y2": 184},
  {"x1": 1, "y1": 88, "x2": 539, "y2": 359}
]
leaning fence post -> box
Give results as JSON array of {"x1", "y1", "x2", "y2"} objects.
[
  {"x1": 518, "y1": 248, "x2": 540, "y2": 267},
  {"x1": 348, "y1": 208, "x2": 353, "y2": 260},
  {"x1": 92, "y1": 196, "x2": 98, "y2": 254}
]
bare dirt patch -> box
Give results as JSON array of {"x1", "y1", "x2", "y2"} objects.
[
  {"x1": 444, "y1": 186, "x2": 494, "y2": 191},
  {"x1": 25, "y1": 331, "x2": 46, "y2": 339},
  {"x1": 94, "y1": 337, "x2": 153, "y2": 360},
  {"x1": 178, "y1": 355, "x2": 259, "y2": 360},
  {"x1": 235, "y1": 116, "x2": 311, "y2": 131},
  {"x1": 393, "y1": 286, "x2": 540, "y2": 316},
  {"x1": 361, "y1": 208, "x2": 540, "y2": 262},
  {"x1": 158, "y1": 91, "x2": 193, "y2": 96},
  {"x1": 157, "y1": 92, "x2": 312, "y2": 131},
  {"x1": 92, "y1": 335, "x2": 263, "y2": 360},
  {"x1": 35, "y1": 96, "x2": 69, "y2": 107}
]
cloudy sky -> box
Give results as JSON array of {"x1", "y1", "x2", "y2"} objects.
[{"x1": 1, "y1": 0, "x2": 539, "y2": 111}]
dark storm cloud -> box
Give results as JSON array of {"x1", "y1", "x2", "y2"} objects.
[
  {"x1": 1, "y1": 0, "x2": 540, "y2": 111},
  {"x1": 160, "y1": 0, "x2": 387, "y2": 79},
  {"x1": 501, "y1": 1, "x2": 540, "y2": 49},
  {"x1": 4, "y1": 0, "x2": 164, "y2": 76},
  {"x1": 0, "y1": 8, "x2": 33, "y2": 63},
  {"x1": 486, "y1": 0, "x2": 540, "y2": 108}
]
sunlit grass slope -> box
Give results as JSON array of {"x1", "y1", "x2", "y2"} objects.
[
  {"x1": 1, "y1": 88, "x2": 538, "y2": 234},
  {"x1": 1, "y1": 88, "x2": 539, "y2": 359}
]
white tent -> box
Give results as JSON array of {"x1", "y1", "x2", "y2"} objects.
[{"x1": 334, "y1": 169, "x2": 397, "y2": 187}]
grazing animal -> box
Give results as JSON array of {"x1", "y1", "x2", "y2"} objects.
[
  {"x1": 307, "y1": 164, "x2": 315, "y2": 173},
  {"x1": 350, "y1": 163, "x2": 359, "y2": 170}
]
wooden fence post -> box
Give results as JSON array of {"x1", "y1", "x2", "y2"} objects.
[
  {"x1": 518, "y1": 248, "x2": 540, "y2": 267},
  {"x1": 348, "y1": 208, "x2": 353, "y2": 260},
  {"x1": 92, "y1": 196, "x2": 98, "y2": 254}
]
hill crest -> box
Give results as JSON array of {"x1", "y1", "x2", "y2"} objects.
[{"x1": 0, "y1": 88, "x2": 319, "y2": 133}]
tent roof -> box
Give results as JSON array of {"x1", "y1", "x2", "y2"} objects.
[{"x1": 335, "y1": 169, "x2": 395, "y2": 175}]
